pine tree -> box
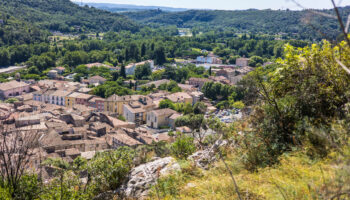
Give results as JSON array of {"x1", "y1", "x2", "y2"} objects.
[
  {"x1": 120, "y1": 64, "x2": 126, "y2": 78},
  {"x1": 141, "y1": 43, "x2": 146, "y2": 58}
]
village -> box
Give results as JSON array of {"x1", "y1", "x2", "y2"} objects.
[{"x1": 0, "y1": 55, "x2": 253, "y2": 179}]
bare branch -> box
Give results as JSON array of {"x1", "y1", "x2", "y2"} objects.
[
  {"x1": 336, "y1": 59, "x2": 350, "y2": 75},
  {"x1": 0, "y1": 125, "x2": 41, "y2": 198},
  {"x1": 331, "y1": 0, "x2": 350, "y2": 47},
  {"x1": 290, "y1": 0, "x2": 337, "y2": 19},
  {"x1": 345, "y1": 14, "x2": 350, "y2": 33},
  {"x1": 309, "y1": 10, "x2": 337, "y2": 20}
]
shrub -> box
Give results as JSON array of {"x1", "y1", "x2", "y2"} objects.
[{"x1": 171, "y1": 134, "x2": 196, "y2": 159}]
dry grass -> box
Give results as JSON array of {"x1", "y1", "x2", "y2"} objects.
[{"x1": 153, "y1": 147, "x2": 350, "y2": 200}]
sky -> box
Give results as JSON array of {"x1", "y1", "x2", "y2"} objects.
[{"x1": 78, "y1": 0, "x2": 350, "y2": 10}]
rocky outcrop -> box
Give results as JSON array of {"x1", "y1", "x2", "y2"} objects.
[
  {"x1": 188, "y1": 140, "x2": 228, "y2": 170},
  {"x1": 119, "y1": 157, "x2": 180, "y2": 200}
]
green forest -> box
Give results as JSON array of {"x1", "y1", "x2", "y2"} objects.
[{"x1": 122, "y1": 7, "x2": 350, "y2": 40}]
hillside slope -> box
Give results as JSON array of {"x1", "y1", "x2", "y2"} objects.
[
  {"x1": 122, "y1": 7, "x2": 350, "y2": 40},
  {"x1": 0, "y1": 12, "x2": 49, "y2": 46},
  {"x1": 0, "y1": 0, "x2": 139, "y2": 33}
]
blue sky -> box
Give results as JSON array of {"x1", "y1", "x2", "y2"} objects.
[{"x1": 79, "y1": 0, "x2": 350, "y2": 10}]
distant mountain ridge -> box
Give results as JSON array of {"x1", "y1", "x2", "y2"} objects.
[
  {"x1": 74, "y1": 2, "x2": 189, "y2": 12},
  {"x1": 120, "y1": 6, "x2": 350, "y2": 40}
]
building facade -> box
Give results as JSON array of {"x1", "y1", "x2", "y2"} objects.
[{"x1": 0, "y1": 81, "x2": 30, "y2": 99}]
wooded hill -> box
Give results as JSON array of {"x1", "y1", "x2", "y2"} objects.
[
  {"x1": 0, "y1": 0, "x2": 139, "y2": 34},
  {"x1": 122, "y1": 7, "x2": 350, "y2": 40}
]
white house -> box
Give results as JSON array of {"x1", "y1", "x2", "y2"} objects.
[
  {"x1": 125, "y1": 60, "x2": 154, "y2": 75},
  {"x1": 146, "y1": 108, "x2": 179, "y2": 129},
  {"x1": 49, "y1": 90, "x2": 72, "y2": 106}
]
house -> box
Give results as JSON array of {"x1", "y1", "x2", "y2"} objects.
[
  {"x1": 87, "y1": 75, "x2": 106, "y2": 85},
  {"x1": 54, "y1": 67, "x2": 66, "y2": 74},
  {"x1": 0, "y1": 80, "x2": 30, "y2": 99},
  {"x1": 41, "y1": 130, "x2": 109, "y2": 155},
  {"x1": 85, "y1": 63, "x2": 116, "y2": 71},
  {"x1": 123, "y1": 96, "x2": 156, "y2": 126},
  {"x1": 49, "y1": 90, "x2": 72, "y2": 106},
  {"x1": 215, "y1": 67, "x2": 253, "y2": 84},
  {"x1": 47, "y1": 70, "x2": 58, "y2": 79},
  {"x1": 99, "y1": 113, "x2": 135, "y2": 129},
  {"x1": 137, "y1": 79, "x2": 170, "y2": 90},
  {"x1": 104, "y1": 95, "x2": 143, "y2": 115},
  {"x1": 125, "y1": 60, "x2": 154, "y2": 75},
  {"x1": 146, "y1": 108, "x2": 179, "y2": 129},
  {"x1": 188, "y1": 77, "x2": 212, "y2": 90},
  {"x1": 15, "y1": 113, "x2": 52, "y2": 128},
  {"x1": 176, "y1": 126, "x2": 192, "y2": 134},
  {"x1": 33, "y1": 89, "x2": 55, "y2": 103},
  {"x1": 216, "y1": 68, "x2": 236, "y2": 78},
  {"x1": 235, "y1": 66, "x2": 254, "y2": 75},
  {"x1": 167, "y1": 92, "x2": 193, "y2": 104},
  {"x1": 236, "y1": 57, "x2": 250, "y2": 67},
  {"x1": 107, "y1": 130, "x2": 142, "y2": 148},
  {"x1": 178, "y1": 84, "x2": 197, "y2": 92},
  {"x1": 78, "y1": 87, "x2": 92, "y2": 94},
  {"x1": 190, "y1": 91, "x2": 204, "y2": 105},
  {"x1": 209, "y1": 76, "x2": 231, "y2": 85},
  {"x1": 125, "y1": 64, "x2": 136, "y2": 76},
  {"x1": 88, "y1": 97, "x2": 105, "y2": 112},
  {"x1": 196, "y1": 55, "x2": 222, "y2": 64},
  {"x1": 65, "y1": 92, "x2": 93, "y2": 108}
]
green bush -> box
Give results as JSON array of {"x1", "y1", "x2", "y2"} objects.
[{"x1": 171, "y1": 134, "x2": 196, "y2": 159}]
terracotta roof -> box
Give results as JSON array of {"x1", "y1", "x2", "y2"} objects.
[
  {"x1": 191, "y1": 91, "x2": 203, "y2": 96},
  {"x1": 188, "y1": 77, "x2": 211, "y2": 82},
  {"x1": 126, "y1": 60, "x2": 153, "y2": 69},
  {"x1": 169, "y1": 113, "x2": 181, "y2": 120},
  {"x1": 86, "y1": 63, "x2": 113, "y2": 68},
  {"x1": 51, "y1": 90, "x2": 72, "y2": 97},
  {"x1": 151, "y1": 108, "x2": 177, "y2": 117},
  {"x1": 56, "y1": 66, "x2": 65, "y2": 70},
  {"x1": 88, "y1": 97, "x2": 105, "y2": 103},
  {"x1": 178, "y1": 84, "x2": 196, "y2": 91},
  {"x1": 0, "y1": 81, "x2": 29, "y2": 91},
  {"x1": 65, "y1": 148, "x2": 81, "y2": 156},
  {"x1": 124, "y1": 104, "x2": 145, "y2": 114},
  {"x1": 176, "y1": 126, "x2": 192, "y2": 133},
  {"x1": 140, "y1": 79, "x2": 170, "y2": 88},
  {"x1": 106, "y1": 94, "x2": 142, "y2": 102},
  {"x1": 153, "y1": 133, "x2": 173, "y2": 142},
  {"x1": 68, "y1": 92, "x2": 93, "y2": 100},
  {"x1": 108, "y1": 130, "x2": 142, "y2": 146},
  {"x1": 167, "y1": 92, "x2": 192, "y2": 103},
  {"x1": 78, "y1": 88, "x2": 92, "y2": 93},
  {"x1": 88, "y1": 75, "x2": 106, "y2": 81}
]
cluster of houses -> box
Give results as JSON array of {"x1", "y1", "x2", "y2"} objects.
[
  {"x1": 0, "y1": 56, "x2": 256, "y2": 174},
  {"x1": 0, "y1": 77, "x2": 208, "y2": 128},
  {"x1": 196, "y1": 52, "x2": 223, "y2": 65}
]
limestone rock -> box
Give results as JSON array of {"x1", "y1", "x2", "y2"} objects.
[
  {"x1": 188, "y1": 140, "x2": 228, "y2": 170},
  {"x1": 120, "y1": 157, "x2": 180, "y2": 199}
]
